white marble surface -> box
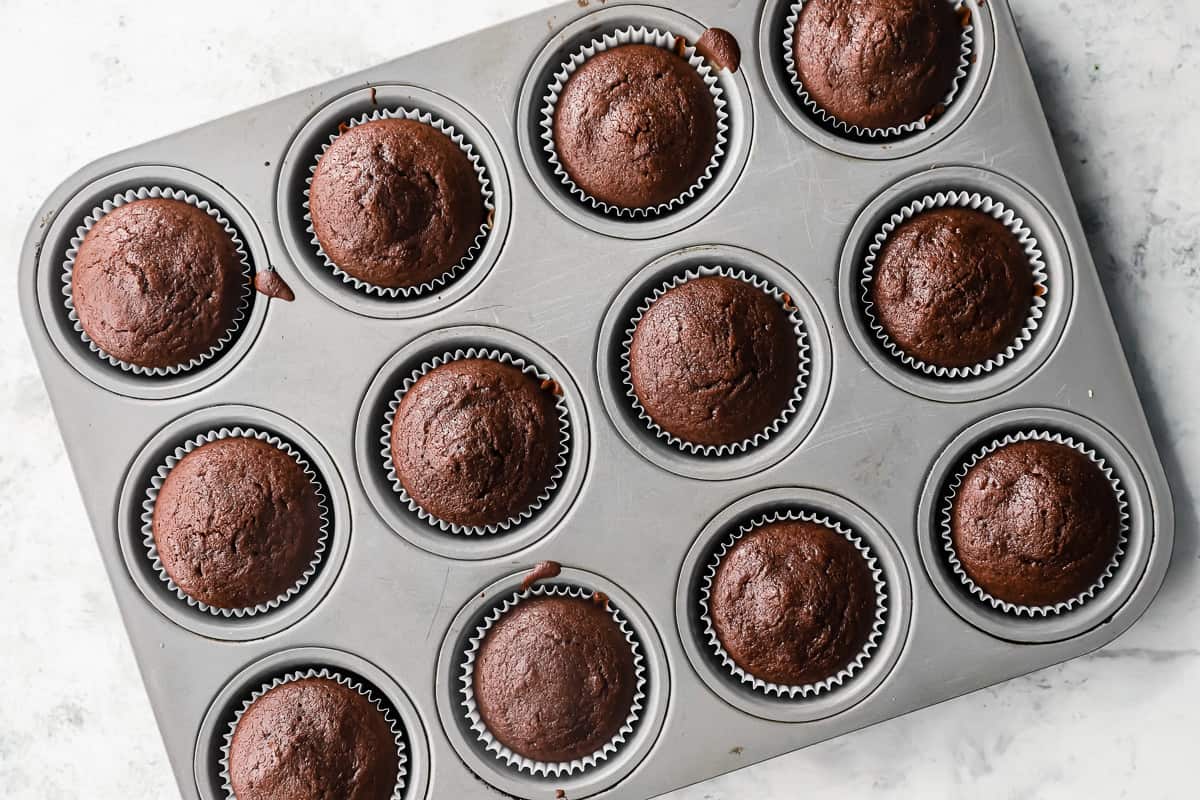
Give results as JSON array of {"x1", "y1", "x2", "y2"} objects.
[{"x1": 1, "y1": 1, "x2": 1196, "y2": 797}]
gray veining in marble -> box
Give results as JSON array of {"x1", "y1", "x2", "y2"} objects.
[{"x1": 1, "y1": 1, "x2": 1196, "y2": 797}]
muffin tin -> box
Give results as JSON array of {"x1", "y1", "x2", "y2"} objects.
[{"x1": 16, "y1": 1, "x2": 1175, "y2": 798}]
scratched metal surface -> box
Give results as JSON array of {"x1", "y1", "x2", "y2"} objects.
[{"x1": 16, "y1": 0, "x2": 1174, "y2": 798}]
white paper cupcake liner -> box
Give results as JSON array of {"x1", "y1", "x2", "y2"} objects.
[
  {"x1": 380, "y1": 348, "x2": 571, "y2": 536},
  {"x1": 61, "y1": 186, "x2": 254, "y2": 376},
  {"x1": 621, "y1": 265, "x2": 810, "y2": 456},
  {"x1": 940, "y1": 430, "x2": 1131, "y2": 617},
  {"x1": 784, "y1": 0, "x2": 974, "y2": 139},
  {"x1": 860, "y1": 191, "x2": 1049, "y2": 378},
  {"x1": 141, "y1": 427, "x2": 331, "y2": 618},
  {"x1": 459, "y1": 583, "x2": 647, "y2": 777},
  {"x1": 698, "y1": 510, "x2": 888, "y2": 698},
  {"x1": 540, "y1": 26, "x2": 730, "y2": 218},
  {"x1": 302, "y1": 106, "x2": 494, "y2": 298},
  {"x1": 218, "y1": 667, "x2": 408, "y2": 800}
]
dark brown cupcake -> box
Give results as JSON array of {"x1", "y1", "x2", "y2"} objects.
[
  {"x1": 950, "y1": 439, "x2": 1122, "y2": 608},
  {"x1": 151, "y1": 437, "x2": 323, "y2": 609},
  {"x1": 70, "y1": 197, "x2": 244, "y2": 369},
  {"x1": 227, "y1": 676, "x2": 398, "y2": 800},
  {"x1": 791, "y1": 0, "x2": 963, "y2": 130},
  {"x1": 389, "y1": 358, "x2": 561, "y2": 528},
  {"x1": 628, "y1": 275, "x2": 799, "y2": 447},
  {"x1": 308, "y1": 117, "x2": 485, "y2": 289},
  {"x1": 869, "y1": 207, "x2": 1035, "y2": 369},
  {"x1": 472, "y1": 595, "x2": 637, "y2": 763},
  {"x1": 709, "y1": 520, "x2": 877, "y2": 687},
  {"x1": 553, "y1": 43, "x2": 718, "y2": 209}
]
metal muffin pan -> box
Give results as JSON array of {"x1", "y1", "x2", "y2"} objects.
[{"x1": 16, "y1": 0, "x2": 1174, "y2": 798}]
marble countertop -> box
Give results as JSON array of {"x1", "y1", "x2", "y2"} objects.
[{"x1": 1, "y1": 1, "x2": 1196, "y2": 797}]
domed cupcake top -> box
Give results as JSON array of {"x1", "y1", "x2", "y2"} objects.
[
  {"x1": 70, "y1": 197, "x2": 245, "y2": 369},
  {"x1": 308, "y1": 117, "x2": 485, "y2": 289},
  {"x1": 151, "y1": 436, "x2": 323, "y2": 610},
  {"x1": 950, "y1": 438, "x2": 1122, "y2": 608},
  {"x1": 708, "y1": 519, "x2": 878, "y2": 687},
  {"x1": 389, "y1": 358, "x2": 562, "y2": 529},
  {"x1": 226, "y1": 676, "x2": 399, "y2": 800},
  {"x1": 628, "y1": 275, "x2": 800, "y2": 447},
  {"x1": 869, "y1": 207, "x2": 1035, "y2": 369},
  {"x1": 553, "y1": 43, "x2": 718, "y2": 209},
  {"x1": 472, "y1": 594, "x2": 638, "y2": 764},
  {"x1": 791, "y1": 0, "x2": 964, "y2": 130}
]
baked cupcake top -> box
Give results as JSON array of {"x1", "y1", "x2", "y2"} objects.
[
  {"x1": 791, "y1": 0, "x2": 963, "y2": 130},
  {"x1": 70, "y1": 197, "x2": 244, "y2": 369},
  {"x1": 553, "y1": 43, "x2": 718, "y2": 209},
  {"x1": 709, "y1": 520, "x2": 877, "y2": 687},
  {"x1": 950, "y1": 439, "x2": 1122, "y2": 607},
  {"x1": 227, "y1": 677, "x2": 398, "y2": 800},
  {"x1": 472, "y1": 595, "x2": 637, "y2": 763},
  {"x1": 308, "y1": 117, "x2": 485, "y2": 289},
  {"x1": 629, "y1": 275, "x2": 799, "y2": 447},
  {"x1": 389, "y1": 358, "x2": 561, "y2": 528},
  {"x1": 151, "y1": 437, "x2": 323, "y2": 609},
  {"x1": 869, "y1": 207, "x2": 1034, "y2": 369}
]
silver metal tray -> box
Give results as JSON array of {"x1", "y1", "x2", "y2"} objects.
[{"x1": 17, "y1": 1, "x2": 1175, "y2": 798}]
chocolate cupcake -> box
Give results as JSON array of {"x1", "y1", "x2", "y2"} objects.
[
  {"x1": 788, "y1": 0, "x2": 966, "y2": 132},
  {"x1": 948, "y1": 437, "x2": 1124, "y2": 609},
  {"x1": 68, "y1": 195, "x2": 247, "y2": 370},
  {"x1": 704, "y1": 517, "x2": 881, "y2": 690},
  {"x1": 308, "y1": 115, "x2": 487, "y2": 291},
  {"x1": 626, "y1": 271, "x2": 804, "y2": 450},
  {"x1": 865, "y1": 203, "x2": 1042, "y2": 372},
  {"x1": 387, "y1": 355, "x2": 564, "y2": 530},
  {"x1": 468, "y1": 591, "x2": 641, "y2": 767},
  {"x1": 224, "y1": 673, "x2": 403, "y2": 800},
  {"x1": 149, "y1": 435, "x2": 325, "y2": 611},
  {"x1": 545, "y1": 29, "x2": 726, "y2": 214}
]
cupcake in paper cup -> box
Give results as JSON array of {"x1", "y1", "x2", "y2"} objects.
[
  {"x1": 541, "y1": 25, "x2": 729, "y2": 217},
  {"x1": 304, "y1": 106, "x2": 493, "y2": 298},
  {"x1": 784, "y1": 0, "x2": 974, "y2": 139},
  {"x1": 459, "y1": 584, "x2": 647, "y2": 777},
  {"x1": 381, "y1": 348, "x2": 570, "y2": 535},
  {"x1": 622, "y1": 266, "x2": 809, "y2": 456},
  {"x1": 699, "y1": 510, "x2": 888, "y2": 698},
  {"x1": 142, "y1": 427, "x2": 330, "y2": 617},
  {"x1": 62, "y1": 186, "x2": 253, "y2": 375},
  {"x1": 942, "y1": 430, "x2": 1130, "y2": 617},
  {"x1": 219, "y1": 667, "x2": 407, "y2": 800},
  {"x1": 860, "y1": 191, "x2": 1048, "y2": 378}
]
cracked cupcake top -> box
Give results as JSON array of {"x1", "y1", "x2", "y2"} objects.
[
  {"x1": 472, "y1": 595, "x2": 637, "y2": 763},
  {"x1": 227, "y1": 677, "x2": 399, "y2": 800},
  {"x1": 389, "y1": 358, "x2": 561, "y2": 528},
  {"x1": 151, "y1": 437, "x2": 323, "y2": 609},
  {"x1": 629, "y1": 275, "x2": 799, "y2": 447},
  {"x1": 709, "y1": 520, "x2": 877, "y2": 686},
  {"x1": 791, "y1": 0, "x2": 963, "y2": 130},
  {"x1": 70, "y1": 197, "x2": 244, "y2": 369},
  {"x1": 950, "y1": 439, "x2": 1121, "y2": 607},
  {"x1": 308, "y1": 117, "x2": 485, "y2": 289},
  {"x1": 553, "y1": 43, "x2": 718, "y2": 209},
  {"x1": 869, "y1": 207, "x2": 1034, "y2": 369}
]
